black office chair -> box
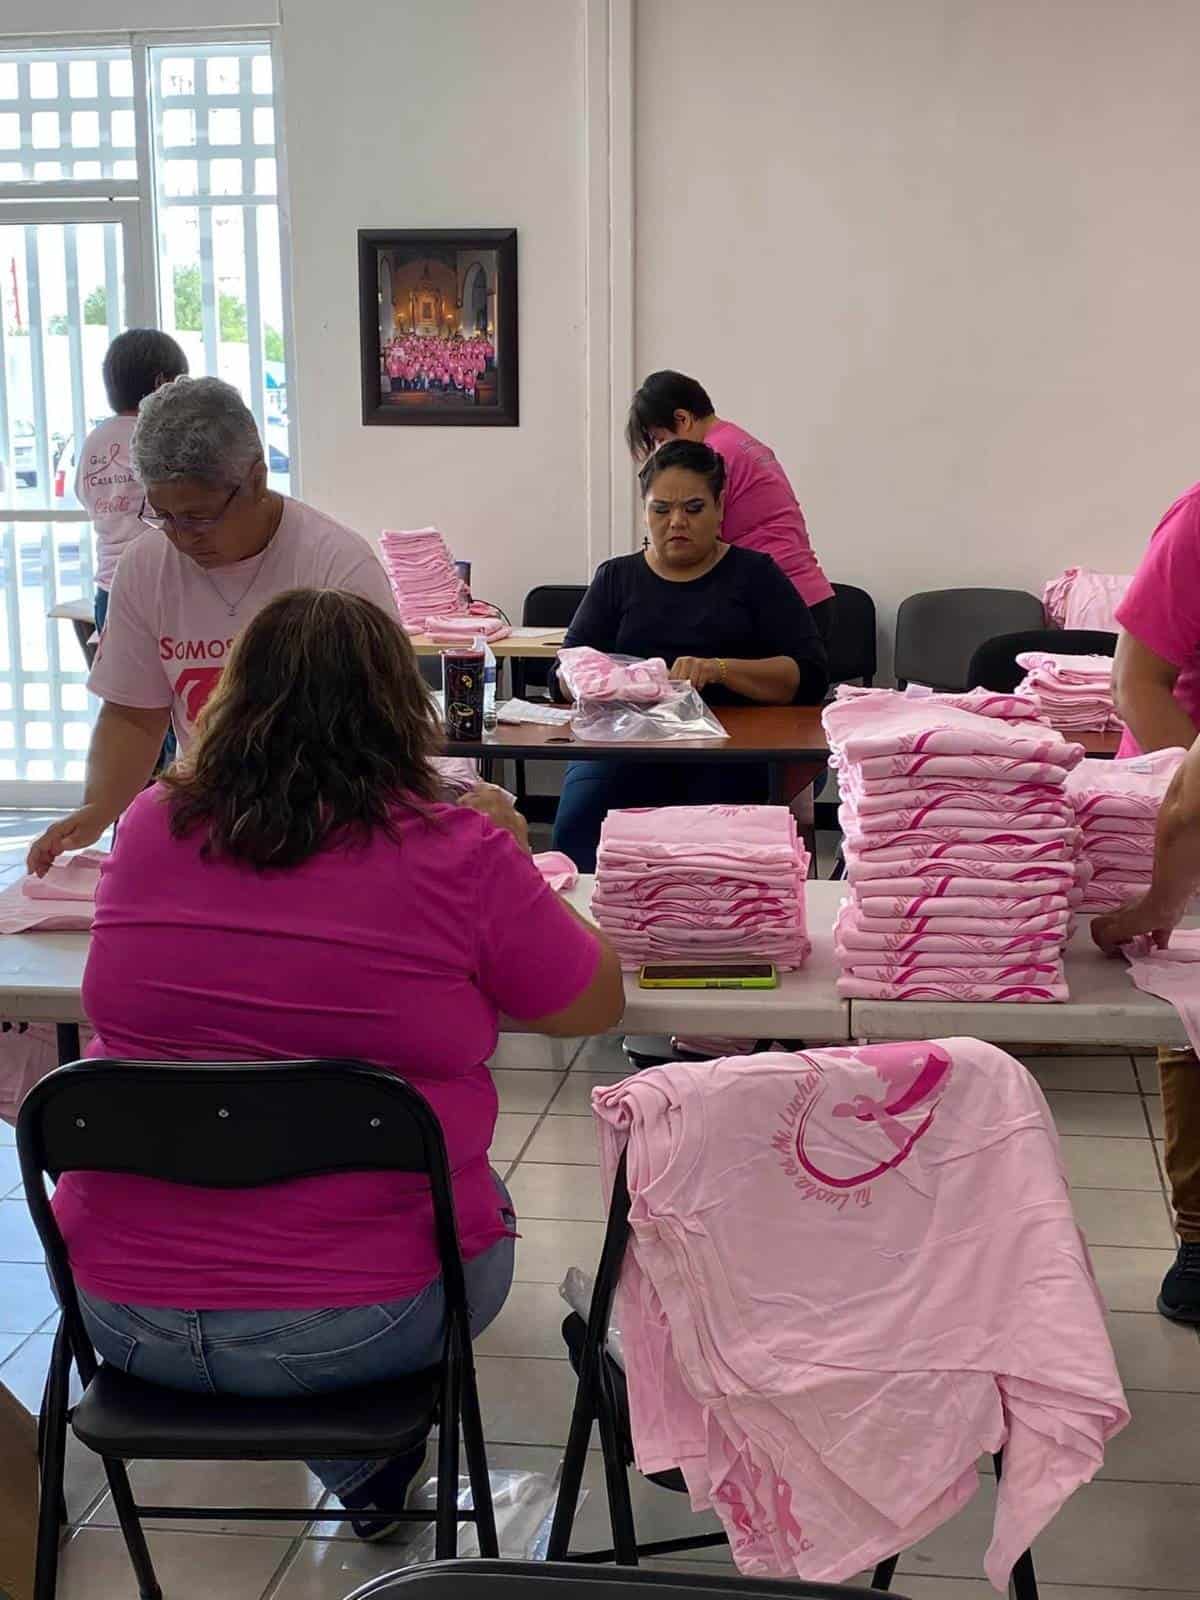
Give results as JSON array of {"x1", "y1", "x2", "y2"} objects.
[
  {"x1": 548, "y1": 1153, "x2": 1038, "y2": 1600},
  {"x1": 826, "y1": 584, "x2": 877, "y2": 688},
  {"x1": 18, "y1": 1059, "x2": 498, "y2": 1600},
  {"x1": 348, "y1": 1559, "x2": 904, "y2": 1600},
  {"x1": 510, "y1": 584, "x2": 586, "y2": 812},
  {"x1": 893, "y1": 588, "x2": 1044, "y2": 691},
  {"x1": 511, "y1": 584, "x2": 587, "y2": 701},
  {"x1": 966, "y1": 628, "x2": 1117, "y2": 694}
]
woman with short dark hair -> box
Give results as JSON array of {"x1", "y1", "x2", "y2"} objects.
[
  {"x1": 626, "y1": 369, "x2": 836, "y2": 639},
  {"x1": 551, "y1": 440, "x2": 828, "y2": 869},
  {"x1": 54, "y1": 587, "x2": 624, "y2": 1538}
]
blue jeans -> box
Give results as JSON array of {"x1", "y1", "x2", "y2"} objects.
[{"x1": 75, "y1": 1175, "x2": 515, "y2": 1499}]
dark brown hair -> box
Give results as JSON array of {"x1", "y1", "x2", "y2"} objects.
[
  {"x1": 163, "y1": 588, "x2": 441, "y2": 867},
  {"x1": 625, "y1": 370, "x2": 715, "y2": 461},
  {"x1": 638, "y1": 438, "x2": 726, "y2": 501}
]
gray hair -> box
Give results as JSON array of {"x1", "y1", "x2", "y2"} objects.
[{"x1": 131, "y1": 374, "x2": 263, "y2": 488}]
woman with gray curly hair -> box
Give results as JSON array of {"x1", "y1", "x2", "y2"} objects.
[{"x1": 28, "y1": 375, "x2": 401, "y2": 874}]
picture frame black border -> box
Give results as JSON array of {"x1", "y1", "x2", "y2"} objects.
[{"x1": 358, "y1": 227, "x2": 519, "y2": 428}]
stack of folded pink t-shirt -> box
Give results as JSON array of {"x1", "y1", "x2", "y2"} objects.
[
  {"x1": 591, "y1": 804, "x2": 811, "y2": 970},
  {"x1": 824, "y1": 688, "x2": 1086, "y2": 1001},
  {"x1": 557, "y1": 646, "x2": 673, "y2": 704},
  {"x1": 1065, "y1": 747, "x2": 1186, "y2": 912},
  {"x1": 1042, "y1": 566, "x2": 1132, "y2": 632},
  {"x1": 1014, "y1": 652, "x2": 1120, "y2": 733},
  {"x1": 422, "y1": 614, "x2": 511, "y2": 644},
  {"x1": 378, "y1": 527, "x2": 469, "y2": 628}
]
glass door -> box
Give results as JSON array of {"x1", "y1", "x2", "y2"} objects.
[{"x1": 0, "y1": 204, "x2": 141, "y2": 794}]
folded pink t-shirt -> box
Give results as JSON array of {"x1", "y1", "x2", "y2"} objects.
[
  {"x1": 1115, "y1": 482, "x2": 1200, "y2": 756},
  {"x1": 54, "y1": 789, "x2": 600, "y2": 1310}
]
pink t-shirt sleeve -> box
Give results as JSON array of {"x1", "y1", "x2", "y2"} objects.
[
  {"x1": 87, "y1": 552, "x2": 172, "y2": 710},
  {"x1": 473, "y1": 822, "x2": 602, "y2": 1020},
  {"x1": 1115, "y1": 493, "x2": 1200, "y2": 669}
]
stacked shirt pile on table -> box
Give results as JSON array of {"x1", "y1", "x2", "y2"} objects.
[
  {"x1": 422, "y1": 614, "x2": 511, "y2": 644},
  {"x1": 591, "y1": 804, "x2": 810, "y2": 971},
  {"x1": 824, "y1": 687, "x2": 1086, "y2": 1001},
  {"x1": 1014, "y1": 651, "x2": 1120, "y2": 733},
  {"x1": 378, "y1": 527, "x2": 469, "y2": 628},
  {"x1": 1042, "y1": 565, "x2": 1132, "y2": 632},
  {"x1": 1066, "y1": 747, "x2": 1186, "y2": 913}
]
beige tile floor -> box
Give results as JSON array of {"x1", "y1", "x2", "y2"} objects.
[{"x1": 4, "y1": 1041, "x2": 1200, "y2": 1600}]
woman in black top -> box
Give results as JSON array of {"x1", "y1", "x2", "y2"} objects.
[{"x1": 550, "y1": 440, "x2": 827, "y2": 870}]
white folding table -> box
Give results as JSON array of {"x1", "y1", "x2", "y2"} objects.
[{"x1": 0, "y1": 880, "x2": 1184, "y2": 1062}]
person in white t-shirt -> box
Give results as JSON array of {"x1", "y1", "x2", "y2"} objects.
[
  {"x1": 77, "y1": 329, "x2": 190, "y2": 632},
  {"x1": 29, "y1": 374, "x2": 401, "y2": 875}
]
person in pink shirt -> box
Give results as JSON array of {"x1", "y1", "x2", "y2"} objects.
[
  {"x1": 76, "y1": 328, "x2": 189, "y2": 632},
  {"x1": 1109, "y1": 482, "x2": 1200, "y2": 1322},
  {"x1": 626, "y1": 370, "x2": 836, "y2": 638},
  {"x1": 27, "y1": 375, "x2": 401, "y2": 878},
  {"x1": 52, "y1": 588, "x2": 624, "y2": 1537}
]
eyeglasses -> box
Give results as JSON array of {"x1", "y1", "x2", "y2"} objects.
[{"x1": 140, "y1": 478, "x2": 244, "y2": 535}]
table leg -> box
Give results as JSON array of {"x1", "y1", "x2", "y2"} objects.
[{"x1": 55, "y1": 1024, "x2": 81, "y2": 1066}]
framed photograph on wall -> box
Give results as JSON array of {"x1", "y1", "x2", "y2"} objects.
[{"x1": 358, "y1": 228, "x2": 518, "y2": 426}]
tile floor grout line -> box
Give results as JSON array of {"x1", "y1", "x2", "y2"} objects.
[{"x1": 257, "y1": 1521, "x2": 317, "y2": 1600}]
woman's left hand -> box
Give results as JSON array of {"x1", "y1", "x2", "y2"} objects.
[
  {"x1": 670, "y1": 656, "x2": 721, "y2": 691},
  {"x1": 457, "y1": 784, "x2": 531, "y2": 854}
]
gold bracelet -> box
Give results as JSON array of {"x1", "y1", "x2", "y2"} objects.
[{"x1": 716, "y1": 658, "x2": 728, "y2": 683}]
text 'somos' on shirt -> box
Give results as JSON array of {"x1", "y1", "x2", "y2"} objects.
[{"x1": 88, "y1": 497, "x2": 399, "y2": 747}]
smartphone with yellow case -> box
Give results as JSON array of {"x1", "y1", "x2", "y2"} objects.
[{"x1": 638, "y1": 963, "x2": 778, "y2": 990}]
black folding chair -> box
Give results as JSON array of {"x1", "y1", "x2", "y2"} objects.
[
  {"x1": 17, "y1": 1058, "x2": 499, "y2": 1600},
  {"x1": 348, "y1": 1559, "x2": 906, "y2": 1600},
  {"x1": 510, "y1": 584, "x2": 586, "y2": 815},
  {"x1": 510, "y1": 584, "x2": 587, "y2": 703},
  {"x1": 966, "y1": 628, "x2": 1117, "y2": 694},
  {"x1": 548, "y1": 1154, "x2": 1038, "y2": 1600}
]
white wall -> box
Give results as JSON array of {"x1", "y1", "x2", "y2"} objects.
[
  {"x1": 279, "y1": 0, "x2": 591, "y2": 618},
  {"x1": 635, "y1": 0, "x2": 1200, "y2": 666},
  {"x1": 13, "y1": 0, "x2": 1195, "y2": 654}
]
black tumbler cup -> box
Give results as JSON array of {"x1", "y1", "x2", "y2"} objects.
[{"x1": 443, "y1": 646, "x2": 485, "y2": 741}]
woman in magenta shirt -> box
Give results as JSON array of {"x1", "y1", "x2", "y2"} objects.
[
  {"x1": 626, "y1": 370, "x2": 836, "y2": 639},
  {"x1": 55, "y1": 588, "x2": 623, "y2": 1538}
]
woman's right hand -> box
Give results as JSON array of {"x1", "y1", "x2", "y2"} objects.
[
  {"x1": 27, "y1": 804, "x2": 110, "y2": 877},
  {"x1": 457, "y1": 784, "x2": 531, "y2": 854}
]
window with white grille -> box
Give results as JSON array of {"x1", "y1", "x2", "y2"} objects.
[{"x1": 0, "y1": 35, "x2": 292, "y2": 789}]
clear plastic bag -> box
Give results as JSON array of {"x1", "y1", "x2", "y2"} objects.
[
  {"x1": 557, "y1": 647, "x2": 672, "y2": 704},
  {"x1": 560, "y1": 1266, "x2": 625, "y2": 1369},
  {"x1": 375, "y1": 1465, "x2": 573, "y2": 1565},
  {"x1": 571, "y1": 684, "x2": 729, "y2": 743}
]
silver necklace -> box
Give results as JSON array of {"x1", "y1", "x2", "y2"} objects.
[{"x1": 197, "y1": 520, "x2": 279, "y2": 617}]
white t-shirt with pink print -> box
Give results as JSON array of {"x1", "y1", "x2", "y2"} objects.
[
  {"x1": 88, "y1": 496, "x2": 399, "y2": 747},
  {"x1": 74, "y1": 415, "x2": 142, "y2": 590}
]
